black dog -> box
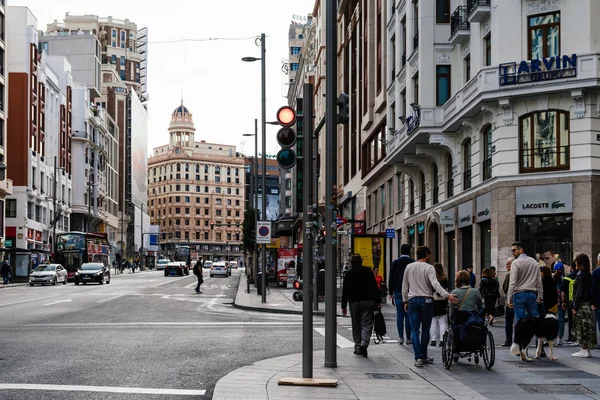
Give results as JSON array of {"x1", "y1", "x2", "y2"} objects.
[{"x1": 511, "y1": 314, "x2": 559, "y2": 361}]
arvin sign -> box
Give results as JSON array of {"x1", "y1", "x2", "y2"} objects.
[{"x1": 499, "y1": 54, "x2": 577, "y2": 87}]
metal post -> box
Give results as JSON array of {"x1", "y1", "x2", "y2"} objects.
[
  {"x1": 254, "y1": 118, "x2": 258, "y2": 289},
  {"x1": 260, "y1": 33, "x2": 267, "y2": 303},
  {"x1": 87, "y1": 180, "x2": 92, "y2": 233},
  {"x1": 302, "y1": 83, "x2": 314, "y2": 378},
  {"x1": 324, "y1": 0, "x2": 338, "y2": 368},
  {"x1": 313, "y1": 121, "x2": 319, "y2": 312},
  {"x1": 140, "y1": 204, "x2": 144, "y2": 262},
  {"x1": 247, "y1": 156, "x2": 254, "y2": 294},
  {"x1": 52, "y1": 156, "x2": 58, "y2": 256}
]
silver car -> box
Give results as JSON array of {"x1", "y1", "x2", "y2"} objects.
[
  {"x1": 210, "y1": 261, "x2": 229, "y2": 278},
  {"x1": 29, "y1": 264, "x2": 68, "y2": 286}
]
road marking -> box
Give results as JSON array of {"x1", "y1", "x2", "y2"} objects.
[
  {"x1": 313, "y1": 327, "x2": 355, "y2": 348},
  {"x1": 0, "y1": 295, "x2": 59, "y2": 308},
  {"x1": 27, "y1": 321, "x2": 323, "y2": 327},
  {"x1": 0, "y1": 383, "x2": 205, "y2": 396},
  {"x1": 43, "y1": 299, "x2": 72, "y2": 306},
  {"x1": 184, "y1": 282, "x2": 197, "y2": 288},
  {"x1": 150, "y1": 276, "x2": 190, "y2": 288},
  {"x1": 96, "y1": 295, "x2": 123, "y2": 303}
]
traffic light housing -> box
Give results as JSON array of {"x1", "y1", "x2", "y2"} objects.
[
  {"x1": 337, "y1": 92, "x2": 349, "y2": 124},
  {"x1": 275, "y1": 105, "x2": 298, "y2": 169}
]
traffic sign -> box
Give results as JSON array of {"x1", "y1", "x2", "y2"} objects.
[
  {"x1": 385, "y1": 229, "x2": 395, "y2": 239},
  {"x1": 256, "y1": 221, "x2": 272, "y2": 244}
]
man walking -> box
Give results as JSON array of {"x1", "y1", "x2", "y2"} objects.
[
  {"x1": 388, "y1": 244, "x2": 413, "y2": 345},
  {"x1": 507, "y1": 241, "x2": 543, "y2": 322},
  {"x1": 502, "y1": 257, "x2": 515, "y2": 346},
  {"x1": 402, "y1": 246, "x2": 458, "y2": 367},
  {"x1": 592, "y1": 253, "x2": 600, "y2": 347},
  {"x1": 193, "y1": 257, "x2": 204, "y2": 294},
  {"x1": 341, "y1": 254, "x2": 381, "y2": 358},
  {"x1": 1, "y1": 258, "x2": 11, "y2": 285}
]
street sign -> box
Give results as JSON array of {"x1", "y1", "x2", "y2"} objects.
[
  {"x1": 385, "y1": 229, "x2": 395, "y2": 239},
  {"x1": 256, "y1": 221, "x2": 272, "y2": 244},
  {"x1": 4, "y1": 239, "x2": 12, "y2": 247}
]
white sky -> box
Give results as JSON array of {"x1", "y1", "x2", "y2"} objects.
[{"x1": 9, "y1": 0, "x2": 316, "y2": 157}]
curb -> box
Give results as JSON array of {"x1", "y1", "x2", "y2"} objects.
[{"x1": 232, "y1": 298, "x2": 327, "y2": 317}]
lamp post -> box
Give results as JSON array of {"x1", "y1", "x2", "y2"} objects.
[
  {"x1": 243, "y1": 118, "x2": 259, "y2": 291},
  {"x1": 52, "y1": 156, "x2": 66, "y2": 256},
  {"x1": 242, "y1": 33, "x2": 267, "y2": 303}
]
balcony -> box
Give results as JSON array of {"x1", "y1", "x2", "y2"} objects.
[
  {"x1": 449, "y1": 6, "x2": 470, "y2": 45},
  {"x1": 467, "y1": 0, "x2": 491, "y2": 23},
  {"x1": 482, "y1": 158, "x2": 492, "y2": 181},
  {"x1": 520, "y1": 146, "x2": 570, "y2": 173}
]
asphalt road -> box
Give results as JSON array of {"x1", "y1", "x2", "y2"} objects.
[{"x1": 0, "y1": 268, "x2": 325, "y2": 399}]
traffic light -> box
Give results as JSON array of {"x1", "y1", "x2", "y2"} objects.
[
  {"x1": 337, "y1": 92, "x2": 349, "y2": 124},
  {"x1": 275, "y1": 105, "x2": 297, "y2": 169}
]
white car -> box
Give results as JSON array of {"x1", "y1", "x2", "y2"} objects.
[
  {"x1": 210, "y1": 261, "x2": 229, "y2": 278},
  {"x1": 29, "y1": 264, "x2": 68, "y2": 286},
  {"x1": 229, "y1": 261, "x2": 238, "y2": 269},
  {"x1": 203, "y1": 261, "x2": 213, "y2": 269},
  {"x1": 156, "y1": 259, "x2": 169, "y2": 271}
]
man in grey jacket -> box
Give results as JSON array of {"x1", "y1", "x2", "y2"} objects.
[{"x1": 506, "y1": 241, "x2": 543, "y2": 322}]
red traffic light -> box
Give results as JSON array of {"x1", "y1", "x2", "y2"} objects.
[{"x1": 276, "y1": 106, "x2": 296, "y2": 127}]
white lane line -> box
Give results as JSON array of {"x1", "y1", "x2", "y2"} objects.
[
  {"x1": 28, "y1": 321, "x2": 323, "y2": 327},
  {"x1": 150, "y1": 276, "x2": 190, "y2": 288},
  {"x1": 96, "y1": 295, "x2": 123, "y2": 303},
  {"x1": 43, "y1": 299, "x2": 72, "y2": 306},
  {"x1": 0, "y1": 383, "x2": 205, "y2": 396},
  {"x1": 184, "y1": 282, "x2": 197, "y2": 288},
  {"x1": 0, "y1": 295, "x2": 60, "y2": 308},
  {"x1": 314, "y1": 327, "x2": 355, "y2": 348}
]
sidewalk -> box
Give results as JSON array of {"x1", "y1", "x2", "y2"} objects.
[{"x1": 214, "y1": 274, "x2": 487, "y2": 400}]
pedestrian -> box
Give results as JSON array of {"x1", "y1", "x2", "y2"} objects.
[
  {"x1": 373, "y1": 266, "x2": 383, "y2": 289},
  {"x1": 562, "y1": 260, "x2": 578, "y2": 343},
  {"x1": 506, "y1": 241, "x2": 543, "y2": 322},
  {"x1": 480, "y1": 267, "x2": 499, "y2": 325},
  {"x1": 341, "y1": 254, "x2": 382, "y2": 358},
  {"x1": 1, "y1": 258, "x2": 11, "y2": 285},
  {"x1": 553, "y1": 262, "x2": 565, "y2": 345},
  {"x1": 571, "y1": 253, "x2": 595, "y2": 358},
  {"x1": 466, "y1": 265, "x2": 476, "y2": 288},
  {"x1": 592, "y1": 254, "x2": 600, "y2": 348},
  {"x1": 388, "y1": 244, "x2": 413, "y2": 345},
  {"x1": 193, "y1": 257, "x2": 204, "y2": 294},
  {"x1": 402, "y1": 246, "x2": 458, "y2": 367},
  {"x1": 429, "y1": 262, "x2": 449, "y2": 347},
  {"x1": 502, "y1": 257, "x2": 515, "y2": 346}
]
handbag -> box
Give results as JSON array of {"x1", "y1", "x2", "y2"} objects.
[{"x1": 373, "y1": 310, "x2": 387, "y2": 344}]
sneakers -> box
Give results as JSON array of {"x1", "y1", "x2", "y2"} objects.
[
  {"x1": 415, "y1": 359, "x2": 423, "y2": 367},
  {"x1": 572, "y1": 349, "x2": 591, "y2": 358},
  {"x1": 407, "y1": 339, "x2": 413, "y2": 345},
  {"x1": 423, "y1": 357, "x2": 434, "y2": 364},
  {"x1": 430, "y1": 341, "x2": 436, "y2": 347},
  {"x1": 556, "y1": 339, "x2": 563, "y2": 346},
  {"x1": 398, "y1": 338, "x2": 404, "y2": 345},
  {"x1": 502, "y1": 342, "x2": 512, "y2": 347}
]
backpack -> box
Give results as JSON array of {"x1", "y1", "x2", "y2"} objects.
[
  {"x1": 459, "y1": 308, "x2": 486, "y2": 348},
  {"x1": 563, "y1": 276, "x2": 575, "y2": 302},
  {"x1": 193, "y1": 261, "x2": 201, "y2": 276},
  {"x1": 373, "y1": 310, "x2": 387, "y2": 344}
]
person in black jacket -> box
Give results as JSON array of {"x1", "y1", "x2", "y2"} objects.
[
  {"x1": 342, "y1": 254, "x2": 381, "y2": 357},
  {"x1": 388, "y1": 244, "x2": 413, "y2": 345}
]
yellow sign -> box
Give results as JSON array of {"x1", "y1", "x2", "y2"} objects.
[
  {"x1": 266, "y1": 237, "x2": 281, "y2": 249},
  {"x1": 352, "y1": 236, "x2": 385, "y2": 278}
]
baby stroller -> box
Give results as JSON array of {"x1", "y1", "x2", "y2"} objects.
[{"x1": 441, "y1": 308, "x2": 495, "y2": 370}]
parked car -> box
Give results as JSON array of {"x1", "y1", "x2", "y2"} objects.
[
  {"x1": 164, "y1": 262, "x2": 189, "y2": 276},
  {"x1": 229, "y1": 261, "x2": 238, "y2": 269},
  {"x1": 210, "y1": 261, "x2": 229, "y2": 278},
  {"x1": 29, "y1": 264, "x2": 68, "y2": 286},
  {"x1": 75, "y1": 262, "x2": 111, "y2": 285},
  {"x1": 156, "y1": 259, "x2": 169, "y2": 271}
]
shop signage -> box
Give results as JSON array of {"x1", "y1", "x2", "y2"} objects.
[
  {"x1": 4, "y1": 239, "x2": 12, "y2": 247},
  {"x1": 499, "y1": 54, "x2": 577, "y2": 86},
  {"x1": 476, "y1": 193, "x2": 492, "y2": 223},
  {"x1": 406, "y1": 108, "x2": 421, "y2": 136},
  {"x1": 441, "y1": 208, "x2": 455, "y2": 233},
  {"x1": 417, "y1": 222, "x2": 425, "y2": 234},
  {"x1": 515, "y1": 183, "x2": 573, "y2": 215},
  {"x1": 458, "y1": 200, "x2": 473, "y2": 229},
  {"x1": 408, "y1": 225, "x2": 415, "y2": 237}
]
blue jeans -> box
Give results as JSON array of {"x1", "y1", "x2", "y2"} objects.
[
  {"x1": 394, "y1": 292, "x2": 411, "y2": 341},
  {"x1": 558, "y1": 306, "x2": 565, "y2": 339},
  {"x1": 513, "y1": 291, "x2": 539, "y2": 322},
  {"x1": 2, "y1": 272, "x2": 8, "y2": 285},
  {"x1": 504, "y1": 306, "x2": 514, "y2": 343},
  {"x1": 408, "y1": 297, "x2": 434, "y2": 360},
  {"x1": 595, "y1": 308, "x2": 600, "y2": 341}
]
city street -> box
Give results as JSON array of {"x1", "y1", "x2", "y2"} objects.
[{"x1": 0, "y1": 269, "x2": 324, "y2": 399}]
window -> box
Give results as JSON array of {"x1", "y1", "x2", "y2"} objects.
[
  {"x1": 463, "y1": 138, "x2": 472, "y2": 190},
  {"x1": 436, "y1": 66, "x2": 451, "y2": 105},
  {"x1": 413, "y1": 73, "x2": 419, "y2": 105},
  {"x1": 380, "y1": 184, "x2": 385, "y2": 219},
  {"x1": 6, "y1": 199, "x2": 16, "y2": 218},
  {"x1": 436, "y1": 0, "x2": 450, "y2": 23},
  {"x1": 396, "y1": 173, "x2": 403, "y2": 212},
  {"x1": 519, "y1": 110, "x2": 569, "y2": 172},
  {"x1": 290, "y1": 63, "x2": 299, "y2": 71},
  {"x1": 361, "y1": 124, "x2": 387, "y2": 176},
  {"x1": 290, "y1": 46, "x2": 301, "y2": 55},
  {"x1": 387, "y1": 180, "x2": 393, "y2": 216},
  {"x1": 111, "y1": 55, "x2": 116, "y2": 64},
  {"x1": 447, "y1": 154, "x2": 454, "y2": 198},
  {"x1": 215, "y1": 166, "x2": 220, "y2": 174},
  {"x1": 419, "y1": 172, "x2": 426, "y2": 210},
  {"x1": 285, "y1": 179, "x2": 291, "y2": 190},
  {"x1": 482, "y1": 125, "x2": 493, "y2": 181},
  {"x1": 529, "y1": 12, "x2": 560, "y2": 60},
  {"x1": 432, "y1": 163, "x2": 439, "y2": 205},
  {"x1": 464, "y1": 55, "x2": 471, "y2": 82},
  {"x1": 376, "y1": 0, "x2": 382, "y2": 93},
  {"x1": 484, "y1": 34, "x2": 492, "y2": 66},
  {"x1": 409, "y1": 179, "x2": 415, "y2": 215},
  {"x1": 120, "y1": 56, "x2": 125, "y2": 66},
  {"x1": 285, "y1": 197, "x2": 291, "y2": 208}
]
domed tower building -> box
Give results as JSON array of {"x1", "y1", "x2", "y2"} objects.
[{"x1": 147, "y1": 101, "x2": 245, "y2": 262}]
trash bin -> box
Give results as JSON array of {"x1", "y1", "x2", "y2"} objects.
[
  {"x1": 256, "y1": 273, "x2": 263, "y2": 295},
  {"x1": 317, "y1": 269, "x2": 325, "y2": 296}
]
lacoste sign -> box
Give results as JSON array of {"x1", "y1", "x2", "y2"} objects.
[{"x1": 516, "y1": 184, "x2": 572, "y2": 216}]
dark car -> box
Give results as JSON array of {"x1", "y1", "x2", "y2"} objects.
[
  {"x1": 75, "y1": 262, "x2": 111, "y2": 285},
  {"x1": 164, "y1": 262, "x2": 189, "y2": 276}
]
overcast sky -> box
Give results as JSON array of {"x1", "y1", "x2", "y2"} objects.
[{"x1": 9, "y1": 0, "x2": 316, "y2": 157}]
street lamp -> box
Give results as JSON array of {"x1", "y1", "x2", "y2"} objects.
[
  {"x1": 51, "y1": 156, "x2": 66, "y2": 255},
  {"x1": 242, "y1": 33, "x2": 267, "y2": 303}
]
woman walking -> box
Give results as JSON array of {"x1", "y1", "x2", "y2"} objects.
[
  {"x1": 430, "y1": 263, "x2": 449, "y2": 347},
  {"x1": 571, "y1": 253, "x2": 595, "y2": 358},
  {"x1": 480, "y1": 267, "x2": 499, "y2": 326}
]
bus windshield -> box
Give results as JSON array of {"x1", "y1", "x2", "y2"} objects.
[{"x1": 55, "y1": 232, "x2": 110, "y2": 279}]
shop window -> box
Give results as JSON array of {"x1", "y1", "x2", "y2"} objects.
[
  {"x1": 529, "y1": 12, "x2": 560, "y2": 60},
  {"x1": 519, "y1": 110, "x2": 569, "y2": 172},
  {"x1": 518, "y1": 215, "x2": 572, "y2": 264},
  {"x1": 482, "y1": 125, "x2": 493, "y2": 181}
]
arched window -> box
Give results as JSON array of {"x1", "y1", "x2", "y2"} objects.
[
  {"x1": 446, "y1": 154, "x2": 454, "y2": 198},
  {"x1": 463, "y1": 138, "x2": 472, "y2": 190},
  {"x1": 419, "y1": 172, "x2": 426, "y2": 210},
  {"x1": 409, "y1": 179, "x2": 415, "y2": 215},
  {"x1": 519, "y1": 110, "x2": 569, "y2": 172},
  {"x1": 432, "y1": 163, "x2": 439, "y2": 205},
  {"x1": 482, "y1": 125, "x2": 492, "y2": 181}
]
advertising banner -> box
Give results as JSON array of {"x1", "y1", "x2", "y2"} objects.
[
  {"x1": 351, "y1": 235, "x2": 385, "y2": 279},
  {"x1": 277, "y1": 248, "x2": 297, "y2": 282}
]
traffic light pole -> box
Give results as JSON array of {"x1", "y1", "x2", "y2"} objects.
[
  {"x1": 302, "y1": 83, "x2": 314, "y2": 378},
  {"x1": 260, "y1": 33, "x2": 267, "y2": 304},
  {"x1": 324, "y1": 0, "x2": 338, "y2": 368}
]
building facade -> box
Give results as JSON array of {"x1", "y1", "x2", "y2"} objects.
[
  {"x1": 384, "y1": 0, "x2": 600, "y2": 285},
  {"x1": 147, "y1": 103, "x2": 245, "y2": 262},
  {"x1": 0, "y1": 0, "x2": 12, "y2": 250}
]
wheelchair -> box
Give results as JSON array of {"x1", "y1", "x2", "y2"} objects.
[{"x1": 441, "y1": 309, "x2": 495, "y2": 370}]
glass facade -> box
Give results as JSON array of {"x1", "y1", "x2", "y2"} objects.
[
  {"x1": 518, "y1": 215, "x2": 572, "y2": 264},
  {"x1": 529, "y1": 12, "x2": 560, "y2": 59}
]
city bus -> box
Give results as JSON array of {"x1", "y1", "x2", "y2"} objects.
[{"x1": 55, "y1": 232, "x2": 111, "y2": 280}]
